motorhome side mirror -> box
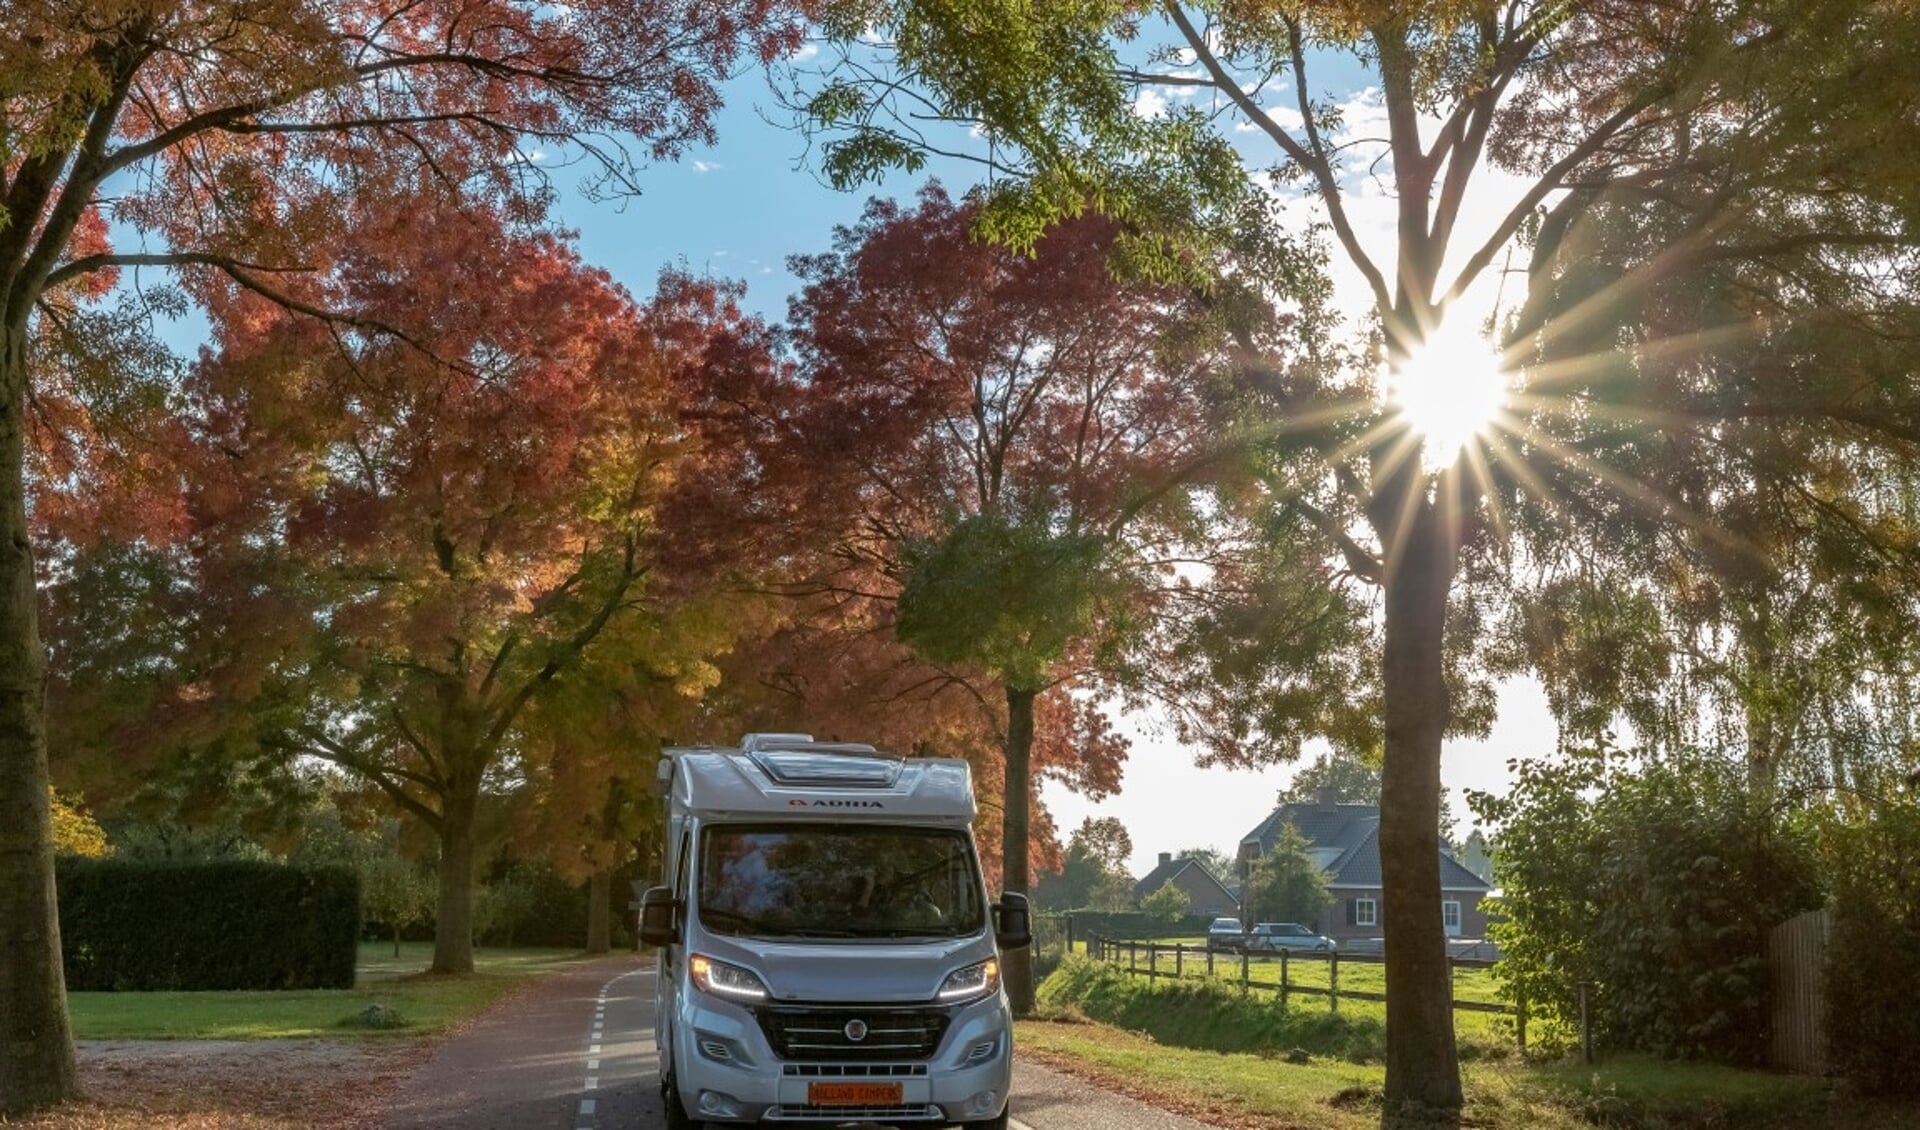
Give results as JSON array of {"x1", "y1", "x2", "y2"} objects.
[
  {"x1": 638, "y1": 886, "x2": 680, "y2": 948},
  {"x1": 993, "y1": 892, "x2": 1032, "y2": 950}
]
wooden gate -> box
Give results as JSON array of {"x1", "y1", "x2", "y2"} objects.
[{"x1": 1767, "y1": 908, "x2": 1830, "y2": 1075}]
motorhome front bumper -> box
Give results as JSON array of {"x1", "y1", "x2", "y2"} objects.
[{"x1": 675, "y1": 991, "x2": 1012, "y2": 1124}]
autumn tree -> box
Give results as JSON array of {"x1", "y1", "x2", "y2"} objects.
[
  {"x1": 783, "y1": 186, "x2": 1223, "y2": 1009},
  {"x1": 47, "y1": 791, "x2": 107, "y2": 860},
  {"x1": 799, "y1": 0, "x2": 1920, "y2": 1116},
  {"x1": 46, "y1": 213, "x2": 784, "y2": 979},
  {"x1": 1, "y1": 0, "x2": 805, "y2": 1111}
]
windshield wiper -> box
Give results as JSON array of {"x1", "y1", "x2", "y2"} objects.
[
  {"x1": 699, "y1": 907, "x2": 783, "y2": 935},
  {"x1": 854, "y1": 928, "x2": 960, "y2": 939}
]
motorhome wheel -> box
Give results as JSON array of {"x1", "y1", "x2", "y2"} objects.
[{"x1": 660, "y1": 1070, "x2": 696, "y2": 1130}]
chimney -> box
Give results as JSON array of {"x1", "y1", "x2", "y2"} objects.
[
  {"x1": 1158, "y1": 851, "x2": 1172, "y2": 867},
  {"x1": 1317, "y1": 786, "x2": 1339, "y2": 812}
]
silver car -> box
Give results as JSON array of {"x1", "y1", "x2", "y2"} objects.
[{"x1": 1245, "y1": 922, "x2": 1335, "y2": 953}]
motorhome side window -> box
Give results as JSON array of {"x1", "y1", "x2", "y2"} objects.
[
  {"x1": 698, "y1": 824, "x2": 985, "y2": 940},
  {"x1": 673, "y1": 831, "x2": 691, "y2": 898}
]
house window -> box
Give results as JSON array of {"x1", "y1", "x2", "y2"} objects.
[
  {"x1": 1442, "y1": 900, "x2": 1462, "y2": 933},
  {"x1": 1355, "y1": 897, "x2": 1377, "y2": 927}
]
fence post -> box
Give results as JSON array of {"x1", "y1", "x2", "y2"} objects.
[
  {"x1": 1148, "y1": 943, "x2": 1157, "y2": 981},
  {"x1": 1280, "y1": 950, "x2": 1290, "y2": 1009},
  {"x1": 1065, "y1": 914, "x2": 1075, "y2": 955},
  {"x1": 1175, "y1": 943, "x2": 1184, "y2": 980},
  {"x1": 1329, "y1": 949, "x2": 1339, "y2": 1012},
  {"x1": 1240, "y1": 947, "x2": 1249, "y2": 992},
  {"x1": 1130, "y1": 940, "x2": 1137, "y2": 974},
  {"x1": 1517, "y1": 993, "x2": 1528, "y2": 1053}
]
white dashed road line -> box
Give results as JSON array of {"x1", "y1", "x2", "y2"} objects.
[{"x1": 578, "y1": 969, "x2": 647, "y2": 1127}]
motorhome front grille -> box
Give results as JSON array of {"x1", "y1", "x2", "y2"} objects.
[
  {"x1": 755, "y1": 1006, "x2": 950, "y2": 1060},
  {"x1": 782, "y1": 1062, "x2": 929, "y2": 1077},
  {"x1": 767, "y1": 1102, "x2": 944, "y2": 1122}
]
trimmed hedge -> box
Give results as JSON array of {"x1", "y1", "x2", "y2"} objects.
[
  {"x1": 1064, "y1": 910, "x2": 1216, "y2": 940},
  {"x1": 58, "y1": 859, "x2": 360, "y2": 990}
]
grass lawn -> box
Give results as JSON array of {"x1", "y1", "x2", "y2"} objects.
[
  {"x1": 67, "y1": 943, "x2": 595, "y2": 1039},
  {"x1": 1017, "y1": 1018, "x2": 1920, "y2": 1130}
]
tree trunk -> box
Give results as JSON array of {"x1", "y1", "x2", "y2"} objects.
[
  {"x1": 431, "y1": 782, "x2": 480, "y2": 975},
  {"x1": 0, "y1": 325, "x2": 80, "y2": 1115},
  {"x1": 586, "y1": 870, "x2": 611, "y2": 954},
  {"x1": 1379, "y1": 500, "x2": 1464, "y2": 1121},
  {"x1": 1002, "y1": 683, "x2": 1036, "y2": 1015}
]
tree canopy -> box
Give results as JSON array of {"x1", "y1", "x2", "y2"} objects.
[
  {"x1": 798, "y1": 0, "x2": 1920, "y2": 1113},
  {"x1": 4, "y1": 4, "x2": 808, "y2": 1107}
]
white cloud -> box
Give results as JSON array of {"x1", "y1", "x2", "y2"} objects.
[
  {"x1": 791, "y1": 42, "x2": 820, "y2": 62},
  {"x1": 1132, "y1": 88, "x2": 1169, "y2": 119},
  {"x1": 691, "y1": 159, "x2": 722, "y2": 174}
]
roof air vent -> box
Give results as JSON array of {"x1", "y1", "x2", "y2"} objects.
[{"x1": 750, "y1": 749, "x2": 902, "y2": 788}]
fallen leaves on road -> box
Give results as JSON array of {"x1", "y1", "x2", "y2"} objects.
[{"x1": 0, "y1": 1039, "x2": 431, "y2": 1130}]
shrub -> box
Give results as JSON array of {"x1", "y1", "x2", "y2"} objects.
[
  {"x1": 1822, "y1": 800, "x2": 1920, "y2": 1094},
  {"x1": 1471, "y1": 744, "x2": 1821, "y2": 1064},
  {"x1": 57, "y1": 858, "x2": 359, "y2": 990},
  {"x1": 1065, "y1": 910, "x2": 1214, "y2": 940}
]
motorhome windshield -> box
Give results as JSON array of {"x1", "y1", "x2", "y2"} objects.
[{"x1": 698, "y1": 824, "x2": 986, "y2": 940}]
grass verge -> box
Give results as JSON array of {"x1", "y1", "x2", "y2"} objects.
[
  {"x1": 67, "y1": 942, "x2": 594, "y2": 1039},
  {"x1": 1038, "y1": 955, "x2": 1512, "y2": 1063},
  {"x1": 1029, "y1": 959, "x2": 1919, "y2": 1130}
]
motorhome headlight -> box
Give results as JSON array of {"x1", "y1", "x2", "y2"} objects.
[
  {"x1": 689, "y1": 954, "x2": 770, "y2": 1002},
  {"x1": 936, "y1": 958, "x2": 1001, "y2": 1004}
]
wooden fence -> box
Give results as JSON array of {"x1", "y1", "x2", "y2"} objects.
[
  {"x1": 1767, "y1": 908, "x2": 1830, "y2": 1075},
  {"x1": 1085, "y1": 933, "x2": 1526, "y2": 1044}
]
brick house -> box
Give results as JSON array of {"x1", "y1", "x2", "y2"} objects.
[
  {"x1": 1131, "y1": 852, "x2": 1238, "y2": 916},
  {"x1": 1237, "y1": 791, "x2": 1492, "y2": 942}
]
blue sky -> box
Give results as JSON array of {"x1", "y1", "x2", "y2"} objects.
[{"x1": 529, "y1": 51, "x2": 1564, "y2": 876}]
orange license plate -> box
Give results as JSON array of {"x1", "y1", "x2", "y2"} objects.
[{"x1": 807, "y1": 1082, "x2": 904, "y2": 1106}]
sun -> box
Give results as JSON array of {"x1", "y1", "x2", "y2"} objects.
[{"x1": 1386, "y1": 314, "x2": 1511, "y2": 473}]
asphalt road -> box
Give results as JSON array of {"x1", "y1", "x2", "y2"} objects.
[{"x1": 379, "y1": 953, "x2": 1225, "y2": 1130}]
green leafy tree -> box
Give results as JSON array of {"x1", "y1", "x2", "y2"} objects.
[
  {"x1": 1819, "y1": 798, "x2": 1920, "y2": 1094},
  {"x1": 360, "y1": 854, "x2": 435, "y2": 959},
  {"x1": 1037, "y1": 817, "x2": 1135, "y2": 911},
  {"x1": 1277, "y1": 751, "x2": 1383, "y2": 806},
  {"x1": 1175, "y1": 846, "x2": 1234, "y2": 886},
  {"x1": 1139, "y1": 879, "x2": 1191, "y2": 922},
  {"x1": 800, "y1": 2, "x2": 1920, "y2": 1113},
  {"x1": 1243, "y1": 824, "x2": 1330, "y2": 927},
  {"x1": 474, "y1": 864, "x2": 544, "y2": 950}
]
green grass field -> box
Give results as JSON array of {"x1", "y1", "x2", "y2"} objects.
[{"x1": 66, "y1": 943, "x2": 593, "y2": 1039}]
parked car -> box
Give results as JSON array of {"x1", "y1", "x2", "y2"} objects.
[
  {"x1": 1245, "y1": 922, "x2": 1335, "y2": 953},
  {"x1": 1205, "y1": 916, "x2": 1246, "y2": 952}
]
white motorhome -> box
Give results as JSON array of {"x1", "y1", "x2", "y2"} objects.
[{"x1": 639, "y1": 733, "x2": 1029, "y2": 1129}]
